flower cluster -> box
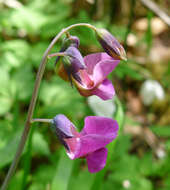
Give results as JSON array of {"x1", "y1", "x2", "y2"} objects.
[
  {"x1": 54, "y1": 29, "x2": 126, "y2": 101},
  {"x1": 50, "y1": 27, "x2": 126, "y2": 173}
]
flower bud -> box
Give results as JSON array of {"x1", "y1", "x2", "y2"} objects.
[
  {"x1": 96, "y1": 28, "x2": 127, "y2": 61},
  {"x1": 51, "y1": 114, "x2": 75, "y2": 150},
  {"x1": 55, "y1": 35, "x2": 80, "y2": 65},
  {"x1": 56, "y1": 46, "x2": 85, "y2": 84}
]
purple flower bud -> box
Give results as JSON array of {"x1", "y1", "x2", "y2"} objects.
[
  {"x1": 56, "y1": 46, "x2": 86, "y2": 85},
  {"x1": 52, "y1": 114, "x2": 76, "y2": 150},
  {"x1": 96, "y1": 28, "x2": 127, "y2": 61},
  {"x1": 65, "y1": 46, "x2": 86, "y2": 72},
  {"x1": 55, "y1": 35, "x2": 80, "y2": 65},
  {"x1": 68, "y1": 36, "x2": 80, "y2": 48}
]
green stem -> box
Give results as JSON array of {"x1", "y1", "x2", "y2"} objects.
[
  {"x1": 31, "y1": 118, "x2": 52, "y2": 124},
  {"x1": 48, "y1": 52, "x2": 66, "y2": 58},
  {"x1": 1, "y1": 23, "x2": 96, "y2": 190}
]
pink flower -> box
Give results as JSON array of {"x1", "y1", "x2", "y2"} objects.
[
  {"x1": 72, "y1": 52, "x2": 120, "y2": 100},
  {"x1": 52, "y1": 114, "x2": 119, "y2": 173}
]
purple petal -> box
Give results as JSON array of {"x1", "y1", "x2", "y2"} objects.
[
  {"x1": 84, "y1": 53, "x2": 114, "y2": 74},
  {"x1": 93, "y1": 60, "x2": 119, "y2": 85},
  {"x1": 86, "y1": 147, "x2": 108, "y2": 173},
  {"x1": 65, "y1": 137, "x2": 80, "y2": 159},
  {"x1": 82, "y1": 115, "x2": 119, "y2": 136},
  {"x1": 92, "y1": 79, "x2": 115, "y2": 100},
  {"x1": 69, "y1": 116, "x2": 118, "y2": 158},
  {"x1": 73, "y1": 134, "x2": 113, "y2": 158}
]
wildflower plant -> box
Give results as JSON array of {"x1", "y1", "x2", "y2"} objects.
[{"x1": 1, "y1": 23, "x2": 126, "y2": 190}]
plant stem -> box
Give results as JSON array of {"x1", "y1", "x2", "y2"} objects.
[
  {"x1": 48, "y1": 52, "x2": 66, "y2": 58},
  {"x1": 31, "y1": 118, "x2": 52, "y2": 123},
  {"x1": 1, "y1": 23, "x2": 96, "y2": 190}
]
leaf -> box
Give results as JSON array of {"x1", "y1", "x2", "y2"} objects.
[
  {"x1": 12, "y1": 65, "x2": 34, "y2": 101},
  {"x1": 151, "y1": 125, "x2": 170, "y2": 137},
  {"x1": 69, "y1": 169, "x2": 95, "y2": 190},
  {"x1": 115, "y1": 61, "x2": 144, "y2": 80},
  {"x1": 29, "y1": 164, "x2": 56, "y2": 190},
  {"x1": 1, "y1": 40, "x2": 30, "y2": 69},
  {"x1": 32, "y1": 131, "x2": 50, "y2": 156},
  {"x1": 0, "y1": 95, "x2": 13, "y2": 115},
  {"x1": 114, "y1": 96, "x2": 125, "y2": 132},
  {"x1": 51, "y1": 149, "x2": 73, "y2": 190},
  {"x1": 39, "y1": 77, "x2": 86, "y2": 119},
  {"x1": 9, "y1": 7, "x2": 47, "y2": 34},
  {"x1": 0, "y1": 67, "x2": 13, "y2": 115},
  {"x1": 0, "y1": 131, "x2": 21, "y2": 168},
  {"x1": 8, "y1": 170, "x2": 23, "y2": 190}
]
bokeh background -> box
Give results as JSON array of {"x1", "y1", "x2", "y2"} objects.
[{"x1": 0, "y1": 0, "x2": 170, "y2": 189}]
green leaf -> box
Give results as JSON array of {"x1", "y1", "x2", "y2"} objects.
[
  {"x1": 69, "y1": 169, "x2": 95, "y2": 190},
  {"x1": 114, "y1": 96, "x2": 125, "y2": 131},
  {"x1": 151, "y1": 125, "x2": 170, "y2": 137},
  {"x1": 0, "y1": 131, "x2": 21, "y2": 168},
  {"x1": 51, "y1": 149, "x2": 73, "y2": 190},
  {"x1": 0, "y1": 67, "x2": 13, "y2": 115},
  {"x1": 32, "y1": 131, "x2": 50, "y2": 156},
  {"x1": 1, "y1": 40, "x2": 30, "y2": 69},
  {"x1": 9, "y1": 7, "x2": 47, "y2": 34},
  {"x1": 39, "y1": 77, "x2": 86, "y2": 119},
  {"x1": 12, "y1": 65, "x2": 34, "y2": 101}
]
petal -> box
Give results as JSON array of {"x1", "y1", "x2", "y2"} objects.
[
  {"x1": 71, "y1": 116, "x2": 118, "y2": 158},
  {"x1": 86, "y1": 147, "x2": 108, "y2": 173},
  {"x1": 84, "y1": 53, "x2": 114, "y2": 74},
  {"x1": 74, "y1": 134, "x2": 113, "y2": 158},
  {"x1": 65, "y1": 137, "x2": 80, "y2": 159},
  {"x1": 79, "y1": 70, "x2": 94, "y2": 88},
  {"x1": 82, "y1": 115, "x2": 119, "y2": 137},
  {"x1": 93, "y1": 59, "x2": 119, "y2": 85},
  {"x1": 92, "y1": 79, "x2": 115, "y2": 100},
  {"x1": 65, "y1": 116, "x2": 118, "y2": 159}
]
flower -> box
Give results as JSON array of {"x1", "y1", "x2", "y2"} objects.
[
  {"x1": 72, "y1": 52, "x2": 120, "y2": 100},
  {"x1": 95, "y1": 28, "x2": 127, "y2": 61},
  {"x1": 52, "y1": 114, "x2": 119, "y2": 173}
]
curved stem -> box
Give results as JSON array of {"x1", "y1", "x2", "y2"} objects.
[{"x1": 1, "y1": 23, "x2": 96, "y2": 190}]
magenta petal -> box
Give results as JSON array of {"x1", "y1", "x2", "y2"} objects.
[
  {"x1": 72, "y1": 116, "x2": 118, "y2": 158},
  {"x1": 92, "y1": 79, "x2": 115, "y2": 100},
  {"x1": 84, "y1": 53, "x2": 114, "y2": 74},
  {"x1": 93, "y1": 59, "x2": 119, "y2": 85},
  {"x1": 74, "y1": 134, "x2": 113, "y2": 158},
  {"x1": 86, "y1": 147, "x2": 108, "y2": 173},
  {"x1": 82, "y1": 116, "x2": 119, "y2": 137}
]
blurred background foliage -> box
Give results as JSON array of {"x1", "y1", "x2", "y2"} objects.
[{"x1": 0, "y1": 0, "x2": 170, "y2": 190}]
